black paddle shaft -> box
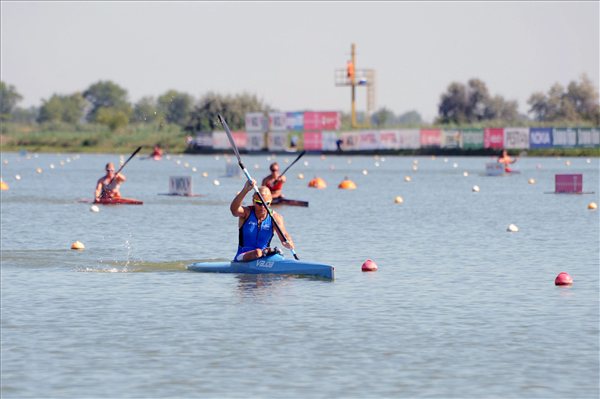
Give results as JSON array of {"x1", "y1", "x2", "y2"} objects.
[{"x1": 102, "y1": 146, "x2": 142, "y2": 195}]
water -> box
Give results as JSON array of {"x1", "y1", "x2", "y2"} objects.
[{"x1": 1, "y1": 152, "x2": 599, "y2": 398}]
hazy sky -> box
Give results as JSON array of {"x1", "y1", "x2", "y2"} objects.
[{"x1": 2, "y1": 1, "x2": 598, "y2": 122}]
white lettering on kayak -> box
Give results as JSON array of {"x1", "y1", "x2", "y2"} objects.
[{"x1": 256, "y1": 260, "x2": 274, "y2": 269}]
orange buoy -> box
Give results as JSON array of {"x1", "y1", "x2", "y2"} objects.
[
  {"x1": 338, "y1": 179, "x2": 357, "y2": 190},
  {"x1": 0, "y1": 181, "x2": 8, "y2": 191},
  {"x1": 554, "y1": 272, "x2": 573, "y2": 286},
  {"x1": 588, "y1": 202, "x2": 598, "y2": 210},
  {"x1": 308, "y1": 177, "x2": 327, "y2": 189},
  {"x1": 361, "y1": 259, "x2": 378, "y2": 272},
  {"x1": 70, "y1": 241, "x2": 85, "y2": 250}
]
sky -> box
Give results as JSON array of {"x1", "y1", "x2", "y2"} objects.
[{"x1": 1, "y1": 1, "x2": 598, "y2": 122}]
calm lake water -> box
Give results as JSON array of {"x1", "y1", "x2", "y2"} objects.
[{"x1": 1, "y1": 151, "x2": 599, "y2": 399}]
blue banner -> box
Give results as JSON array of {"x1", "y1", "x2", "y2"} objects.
[
  {"x1": 529, "y1": 128, "x2": 553, "y2": 148},
  {"x1": 286, "y1": 112, "x2": 304, "y2": 131}
]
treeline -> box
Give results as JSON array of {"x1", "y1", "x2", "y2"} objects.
[{"x1": 1, "y1": 74, "x2": 598, "y2": 134}]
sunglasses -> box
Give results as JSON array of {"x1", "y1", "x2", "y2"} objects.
[
  {"x1": 106, "y1": 169, "x2": 115, "y2": 172},
  {"x1": 254, "y1": 199, "x2": 271, "y2": 206}
]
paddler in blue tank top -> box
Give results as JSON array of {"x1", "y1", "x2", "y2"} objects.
[{"x1": 230, "y1": 180, "x2": 295, "y2": 262}]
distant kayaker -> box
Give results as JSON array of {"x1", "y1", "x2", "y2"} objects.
[
  {"x1": 151, "y1": 145, "x2": 163, "y2": 160},
  {"x1": 498, "y1": 149, "x2": 517, "y2": 173},
  {"x1": 261, "y1": 162, "x2": 286, "y2": 200},
  {"x1": 95, "y1": 162, "x2": 126, "y2": 201},
  {"x1": 230, "y1": 180, "x2": 295, "y2": 262}
]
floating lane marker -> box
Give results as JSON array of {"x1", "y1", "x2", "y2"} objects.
[
  {"x1": 404, "y1": 176, "x2": 412, "y2": 182},
  {"x1": 308, "y1": 177, "x2": 327, "y2": 189},
  {"x1": 472, "y1": 185, "x2": 480, "y2": 192},
  {"x1": 555, "y1": 272, "x2": 573, "y2": 286},
  {"x1": 90, "y1": 205, "x2": 100, "y2": 213},
  {"x1": 71, "y1": 241, "x2": 85, "y2": 250},
  {"x1": 394, "y1": 196, "x2": 404, "y2": 204},
  {"x1": 338, "y1": 179, "x2": 357, "y2": 190},
  {"x1": 528, "y1": 178, "x2": 536, "y2": 185},
  {"x1": 506, "y1": 224, "x2": 519, "y2": 233},
  {"x1": 361, "y1": 259, "x2": 378, "y2": 272},
  {"x1": 588, "y1": 202, "x2": 598, "y2": 210}
]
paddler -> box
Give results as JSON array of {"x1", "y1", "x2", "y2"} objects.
[
  {"x1": 95, "y1": 162, "x2": 126, "y2": 201},
  {"x1": 261, "y1": 162, "x2": 286, "y2": 201},
  {"x1": 151, "y1": 145, "x2": 163, "y2": 159},
  {"x1": 230, "y1": 180, "x2": 295, "y2": 262},
  {"x1": 498, "y1": 149, "x2": 517, "y2": 173}
]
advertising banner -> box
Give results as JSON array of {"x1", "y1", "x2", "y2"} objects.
[
  {"x1": 529, "y1": 127, "x2": 553, "y2": 148},
  {"x1": 322, "y1": 131, "x2": 340, "y2": 151},
  {"x1": 504, "y1": 127, "x2": 529, "y2": 149},
  {"x1": 267, "y1": 132, "x2": 288, "y2": 152},
  {"x1": 268, "y1": 112, "x2": 287, "y2": 132},
  {"x1": 484, "y1": 128, "x2": 504, "y2": 149},
  {"x1": 245, "y1": 132, "x2": 264, "y2": 151},
  {"x1": 420, "y1": 129, "x2": 441, "y2": 148},
  {"x1": 379, "y1": 130, "x2": 400, "y2": 150},
  {"x1": 212, "y1": 131, "x2": 229, "y2": 150},
  {"x1": 303, "y1": 131, "x2": 322, "y2": 151},
  {"x1": 577, "y1": 128, "x2": 600, "y2": 147},
  {"x1": 555, "y1": 174, "x2": 583, "y2": 193},
  {"x1": 441, "y1": 129, "x2": 461, "y2": 149},
  {"x1": 245, "y1": 113, "x2": 267, "y2": 132},
  {"x1": 340, "y1": 131, "x2": 360, "y2": 151},
  {"x1": 192, "y1": 132, "x2": 213, "y2": 149},
  {"x1": 552, "y1": 128, "x2": 577, "y2": 147},
  {"x1": 462, "y1": 128, "x2": 484, "y2": 149},
  {"x1": 304, "y1": 111, "x2": 341, "y2": 131},
  {"x1": 286, "y1": 112, "x2": 304, "y2": 131},
  {"x1": 397, "y1": 129, "x2": 421, "y2": 149},
  {"x1": 359, "y1": 130, "x2": 380, "y2": 150}
]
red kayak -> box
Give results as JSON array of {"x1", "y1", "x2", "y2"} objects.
[{"x1": 93, "y1": 197, "x2": 143, "y2": 205}]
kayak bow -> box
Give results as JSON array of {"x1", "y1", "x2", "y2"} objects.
[{"x1": 187, "y1": 253, "x2": 334, "y2": 280}]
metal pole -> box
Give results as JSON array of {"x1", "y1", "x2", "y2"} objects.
[{"x1": 351, "y1": 43, "x2": 356, "y2": 128}]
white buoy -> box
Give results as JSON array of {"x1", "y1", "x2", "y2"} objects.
[
  {"x1": 50, "y1": 164, "x2": 55, "y2": 169},
  {"x1": 362, "y1": 169, "x2": 368, "y2": 175},
  {"x1": 453, "y1": 162, "x2": 458, "y2": 168},
  {"x1": 297, "y1": 173, "x2": 304, "y2": 179},
  {"x1": 412, "y1": 165, "x2": 418, "y2": 171},
  {"x1": 472, "y1": 185, "x2": 480, "y2": 192},
  {"x1": 90, "y1": 205, "x2": 100, "y2": 213},
  {"x1": 303, "y1": 161, "x2": 309, "y2": 166},
  {"x1": 202, "y1": 172, "x2": 208, "y2": 177},
  {"x1": 15, "y1": 174, "x2": 21, "y2": 180},
  {"x1": 528, "y1": 178, "x2": 536, "y2": 185},
  {"x1": 35, "y1": 168, "x2": 43, "y2": 174},
  {"x1": 404, "y1": 176, "x2": 412, "y2": 182},
  {"x1": 507, "y1": 224, "x2": 519, "y2": 232},
  {"x1": 192, "y1": 167, "x2": 197, "y2": 172},
  {"x1": 213, "y1": 179, "x2": 220, "y2": 186},
  {"x1": 394, "y1": 196, "x2": 404, "y2": 204},
  {"x1": 463, "y1": 171, "x2": 469, "y2": 177},
  {"x1": 374, "y1": 162, "x2": 380, "y2": 167}
]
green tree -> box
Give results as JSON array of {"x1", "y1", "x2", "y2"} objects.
[
  {"x1": 132, "y1": 96, "x2": 159, "y2": 123},
  {"x1": 397, "y1": 110, "x2": 422, "y2": 125},
  {"x1": 438, "y1": 82, "x2": 468, "y2": 124},
  {"x1": 370, "y1": 107, "x2": 396, "y2": 127},
  {"x1": 83, "y1": 80, "x2": 131, "y2": 122},
  {"x1": 0, "y1": 81, "x2": 23, "y2": 121},
  {"x1": 95, "y1": 107, "x2": 130, "y2": 131},
  {"x1": 158, "y1": 90, "x2": 193, "y2": 126},
  {"x1": 38, "y1": 93, "x2": 86, "y2": 124},
  {"x1": 11, "y1": 106, "x2": 39, "y2": 124}
]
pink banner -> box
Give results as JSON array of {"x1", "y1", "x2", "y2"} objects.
[
  {"x1": 232, "y1": 131, "x2": 248, "y2": 149},
  {"x1": 555, "y1": 174, "x2": 582, "y2": 193},
  {"x1": 303, "y1": 112, "x2": 341, "y2": 131},
  {"x1": 420, "y1": 129, "x2": 441, "y2": 147},
  {"x1": 484, "y1": 128, "x2": 504, "y2": 149},
  {"x1": 303, "y1": 131, "x2": 322, "y2": 151}
]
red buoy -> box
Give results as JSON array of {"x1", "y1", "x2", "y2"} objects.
[
  {"x1": 361, "y1": 259, "x2": 378, "y2": 272},
  {"x1": 555, "y1": 272, "x2": 573, "y2": 286}
]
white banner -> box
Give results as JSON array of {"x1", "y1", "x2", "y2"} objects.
[
  {"x1": 340, "y1": 131, "x2": 360, "y2": 151},
  {"x1": 267, "y1": 132, "x2": 288, "y2": 151},
  {"x1": 577, "y1": 128, "x2": 600, "y2": 147},
  {"x1": 212, "y1": 131, "x2": 229, "y2": 150},
  {"x1": 397, "y1": 129, "x2": 420, "y2": 149},
  {"x1": 553, "y1": 128, "x2": 577, "y2": 147},
  {"x1": 246, "y1": 132, "x2": 265, "y2": 151},
  {"x1": 322, "y1": 131, "x2": 339, "y2": 151},
  {"x1": 504, "y1": 127, "x2": 530, "y2": 149},
  {"x1": 268, "y1": 112, "x2": 287, "y2": 132},
  {"x1": 358, "y1": 130, "x2": 380, "y2": 150},
  {"x1": 245, "y1": 112, "x2": 267, "y2": 132},
  {"x1": 441, "y1": 129, "x2": 462, "y2": 149},
  {"x1": 379, "y1": 130, "x2": 400, "y2": 150}
]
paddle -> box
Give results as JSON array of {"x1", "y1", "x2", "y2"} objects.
[
  {"x1": 100, "y1": 146, "x2": 142, "y2": 198},
  {"x1": 275, "y1": 150, "x2": 306, "y2": 181},
  {"x1": 217, "y1": 114, "x2": 299, "y2": 260}
]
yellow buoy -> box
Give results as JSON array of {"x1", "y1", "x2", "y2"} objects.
[
  {"x1": 528, "y1": 178, "x2": 536, "y2": 185},
  {"x1": 308, "y1": 177, "x2": 327, "y2": 189},
  {"x1": 394, "y1": 196, "x2": 404, "y2": 204},
  {"x1": 71, "y1": 241, "x2": 85, "y2": 250},
  {"x1": 404, "y1": 176, "x2": 412, "y2": 182},
  {"x1": 338, "y1": 179, "x2": 357, "y2": 190},
  {"x1": 35, "y1": 167, "x2": 43, "y2": 174},
  {"x1": 0, "y1": 181, "x2": 9, "y2": 191},
  {"x1": 588, "y1": 202, "x2": 598, "y2": 210}
]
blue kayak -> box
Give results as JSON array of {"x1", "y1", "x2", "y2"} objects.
[{"x1": 187, "y1": 253, "x2": 334, "y2": 280}]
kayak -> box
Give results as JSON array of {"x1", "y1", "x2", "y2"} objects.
[
  {"x1": 271, "y1": 197, "x2": 309, "y2": 207},
  {"x1": 94, "y1": 197, "x2": 143, "y2": 205},
  {"x1": 187, "y1": 253, "x2": 334, "y2": 280}
]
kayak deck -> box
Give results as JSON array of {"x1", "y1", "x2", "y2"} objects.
[
  {"x1": 187, "y1": 253, "x2": 334, "y2": 280},
  {"x1": 94, "y1": 197, "x2": 143, "y2": 205}
]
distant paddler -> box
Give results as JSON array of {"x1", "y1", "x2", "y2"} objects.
[
  {"x1": 498, "y1": 149, "x2": 517, "y2": 173},
  {"x1": 151, "y1": 145, "x2": 163, "y2": 160},
  {"x1": 261, "y1": 162, "x2": 286, "y2": 200},
  {"x1": 95, "y1": 162, "x2": 126, "y2": 201}
]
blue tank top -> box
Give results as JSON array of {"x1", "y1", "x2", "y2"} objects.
[{"x1": 235, "y1": 209, "x2": 274, "y2": 260}]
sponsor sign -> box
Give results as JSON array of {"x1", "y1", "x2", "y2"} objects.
[
  {"x1": 169, "y1": 176, "x2": 192, "y2": 196},
  {"x1": 245, "y1": 112, "x2": 267, "y2": 132},
  {"x1": 359, "y1": 130, "x2": 379, "y2": 150},
  {"x1": 379, "y1": 130, "x2": 400, "y2": 150},
  {"x1": 397, "y1": 129, "x2": 420, "y2": 149},
  {"x1": 420, "y1": 129, "x2": 441, "y2": 148},
  {"x1": 245, "y1": 132, "x2": 264, "y2": 151},
  {"x1": 267, "y1": 132, "x2": 288, "y2": 151},
  {"x1": 577, "y1": 128, "x2": 600, "y2": 147},
  {"x1": 462, "y1": 128, "x2": 484, "y2": 150},
  {"x1": 441, "y1": 129, "x2": 461, "y2": 149},
  {"x1": 552, "y1": 128, "x2": 577, "y2": 147},
  {"x1": 529, "y1": 127, "x2": 553, "y2": 148},
  {"x1": 193, "y1": 132, "x2": 213, "y2": 148},
  {"x1": 321, "y1": 131, "x2": 340, "y2": 151},
  {"x1": 484, "y1": 128, "x2": 504, "y2": 149},
  {"x1": 303, "y1": 131, "x2": 322, "y2": 151},
  {"x1": 286, "y1": 112, "x2": 304, "y2": 131},
  {"x1": 504, "y1": 127, "x2": 529, "y2": 149},
  {"x1": 486, "y1": 162, "x2": 504, "y2": 176},
  {"x1": 212, "y1": 131, "x2": 229, "y2": 150},
  {"x1": 304, "y1": 111, "x2": 341, "y2": 131},
  {"x1": 268, "y1": 112, "x2": 287, "y2": 132},
  {"x1": 340, "y1": 131, "x2": 360, "y2": 151},
  {"x1": 555, "y1": 174, "x2": 582, "y2": 193}
]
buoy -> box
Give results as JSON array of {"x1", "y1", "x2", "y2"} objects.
[
  {"x1": 15, "y1": 174, "x2": 21, "y2": 180},
  {"x1": 184, "y1": 162, "x2": 190, "y2": 168},
  {"x1": 404, "y1": 176, "x2": 412, "y2": 182},
  {"x1": 453, "y1": 163, "x2": 458, "y2": 168},
  {"x1": 362, "y1": 169, "x2": 368, "y2": 175},
  {"x1": 412, "y1": 165, "x2": 418, "y2": 171},
  {"x1": 35, "y1": 167, "x2": 43, "y2": 174},
  {"x1": 89, "y1": 205, "x2": 100, "y2": 213},
  {"x1": 463, "y1": 171, "x2": 469, "y2": 177},
  {"x1": 71, "y1": 241, "x2": 85, "y2": 250},
  {"x1": 394, "y1": 196, "x2": 404, "y2": 204},
  {"x1": 472, "y1": 185, "x2": 480, "y2": 192},
  {"x1": 50, "y1": 164, "x2": 55, "y2": 169},
  {"x1": 588, "y1": 202, "x2": 598, "y2": 210},
  {"x1": 2, "y1": 160, "x2": 7, "y2": 165},
  {"x1": 213, "y1": 179, "x2": 220, "y2": 186},
  {"x1": 303, "y1": 161, "x2": 309, "y2": 166},
  {"x1": 202, "y1": 172, "x2": 208, "y2": 177},
  {"x1": 374, "y1": 162, "x2": 380, "y2": 167},
  {"x1": 507, "y1": 224, "x2": 519, "y2": 232},
  {"x1": 308, "y1": 177, "x2": 327, "y2": 189},
  {"x1": 297, "y1": 173, "x2": 304, "y2": 179},
  {"x1": 192, "y1": 167, "x2": 197, "y2": 172},
  {"x1": 555, "y1": 272, "x2": 573, "y2": 286},
  {"x1": 338, "y1": 179, "x2": 357, "y2": 190},
  {"x1": 565, "y1": 160, "x2": 571, "y2": 166},
  {"x1": 0, "y1": 181, "x2": 9, "y2": 191},
  {"x1": 361, "y1": 259, "x2": 378, "y2": 272},
  {"x1": 528, "y1": 178, "x2": 536, "y2": 185}
]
